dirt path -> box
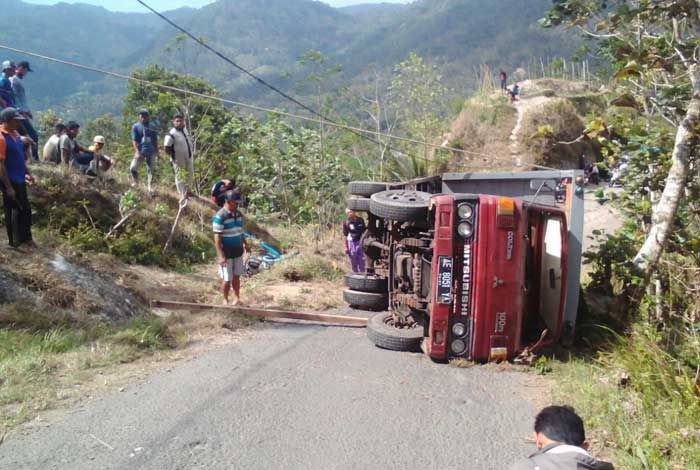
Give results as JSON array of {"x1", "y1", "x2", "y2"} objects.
[{"x1": 508, "y1": 95, "x2": 550, "y2": 167}]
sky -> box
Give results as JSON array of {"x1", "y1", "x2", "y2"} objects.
[{"x1": 22, "y1": 0, "x2": 411, "y2": 12}]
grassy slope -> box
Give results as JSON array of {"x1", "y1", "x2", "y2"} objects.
[{"x1": 0, "y1": 165, "x2": 347, "y2": 432}]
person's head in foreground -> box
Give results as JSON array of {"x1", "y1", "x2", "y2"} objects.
[{"x1": 510, "y1": 405, "x2": 614, "y2": 470}]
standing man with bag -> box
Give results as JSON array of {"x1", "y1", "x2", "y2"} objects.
[
  {"x1": 129, "y1": 109, "x2": 159, "y2": 195},
  {"x1": 0, "y1": 108, "x2": 35, "y2": 249},
  {"x1": 163, "y1": 114, "x2": 193, "y2": 199}
]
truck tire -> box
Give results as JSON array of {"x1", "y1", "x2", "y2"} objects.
[
  {"x1": 348, "y1": 181, "x2": 388, "y2": 197},
  {"x1": 346, "y1": 196, "x2": 370, "y2": 212},
  {"x1": 367, "y1": 312, "x2": 423, "y2": 352},
  {"x1": 369, "y1": 190, "x2": 431, "y2": 222},
  {"x1": 342, "y1": 289, "x2": 388, "y2": 311},
  {"x1": 343, "y1": 274, "x2": 388, "y2": 293}
]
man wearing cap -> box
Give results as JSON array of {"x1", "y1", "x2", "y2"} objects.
[
  {"x1": 210, "y1": 178, "x2": 236, "y2": 207},
  {"x1": 11, "y1": 61, "x2": 39, "y2": 161},
  {"x1": 0, "y1": 108, "x2": 35, "y2": 249},
  {"x1": 213, "y1": 190, "x2": 250, "y2": 305},
  {"x1": 88, "y1": 135, "x2": 113, "y2": 177},
  {"x1": 130, "y1": 109, "x2": 159, "y2": 194},
  {"x1": 163, "y1": 114, "x2": 193, "y2": 198},
  {"x1": 0, "y1": 61, "x2": 15, "y2": 109}
]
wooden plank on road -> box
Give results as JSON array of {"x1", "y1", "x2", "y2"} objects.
[{"x1": 151, "y1": 300, "x2": 368, "y2": 328}]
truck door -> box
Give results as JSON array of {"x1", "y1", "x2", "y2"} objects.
[{"x1": 539, "y1": 216, "x2": 566, "y2": 334}]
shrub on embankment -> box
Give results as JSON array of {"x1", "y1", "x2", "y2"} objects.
[
  {"x1": 30, "y1": 167, "x2": 214, "y2": 269},
  {"x1": 519, "y1": 98, "x2": 598, "y2": 168}
]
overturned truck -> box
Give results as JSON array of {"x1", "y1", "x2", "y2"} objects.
[{"x1": 343, "y1": 171, "x2": 584, "y2": 362}]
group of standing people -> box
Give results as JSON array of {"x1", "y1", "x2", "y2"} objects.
[{"x1": 128, "y1": 109, "x2": 194, "y2": 199}]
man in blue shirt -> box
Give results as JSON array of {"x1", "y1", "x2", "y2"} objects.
[
  {"x1": 0, "y1": 108, "x2": 35, "y2": 249},
  {"x1": 213, "y1": 190, "x2": 250, "y2": 305},
  {"x1": 129, "y1": 109, "x2": 159, "y2": 194},
  {"x1": 0, "y1": 61, "x2": 15, "y2": 109}
]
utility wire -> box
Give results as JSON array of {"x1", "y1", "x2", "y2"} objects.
[
  {"x1": 134, "y1": 0, "x2": 555, "y2": 171},
  {"x1": 135, "y1": 0, "x2": 397, "y2": 155},
  {"x1": 0, "y1": 44, "x2": 556, "y2": 170}
]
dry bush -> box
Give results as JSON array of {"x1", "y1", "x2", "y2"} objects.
[
  {"x1": 446, "y1": 100, "x2": 517, "y2": 172},
  {"x1": 519, "y1": 98, "x2": 597, "y2": 168}
]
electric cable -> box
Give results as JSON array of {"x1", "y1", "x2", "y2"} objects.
[
  {"x1": 0, "y1": 44, "x2": 556, "y2": 170},
  {"x1": 135, "y1": 0, "x2": 397, "y2": 155},
  {"x1": 134, "y1": 0, "x2": 555, "y2": 170}
]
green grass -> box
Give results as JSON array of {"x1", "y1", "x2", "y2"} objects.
[
  {"x1": 553, "y1": 324, "x2": 700, "y2": 469},
  {"x1": 0, "y1": 314, "x2": 178, "y2": 431}
]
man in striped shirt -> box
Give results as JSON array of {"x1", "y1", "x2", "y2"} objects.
[{"x1": 213, "y1": 190, "x2": 249, "y2": 305}]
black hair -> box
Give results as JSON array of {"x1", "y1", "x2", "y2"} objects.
[
  {"x1": 66, "y1": 121, "x2": 80, "y2": 130},
  {"x1": 534, "y1": 406, "x2": 585, "y2": 446},
  {"x1": 55, "y1": 123, "x2": 66, "y2": 132},
  {"x1": 173, "y1": 114, "x2": 184, "y2": 120}
]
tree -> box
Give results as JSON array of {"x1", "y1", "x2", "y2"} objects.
[
  {"x1": 388, "y1": 52, "x2": 447, "y2": 178},
  {"x1": 542, "y1": 1, "x2": 700, "y2": 276}
]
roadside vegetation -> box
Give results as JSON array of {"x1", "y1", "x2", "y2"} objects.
[{"x1": 537, "y1": 2, "x2": 700, "y2": 469}]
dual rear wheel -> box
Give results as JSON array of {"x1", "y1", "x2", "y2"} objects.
[{"x1": 345, "y1": 181, "x2": 431, "y2": 352}]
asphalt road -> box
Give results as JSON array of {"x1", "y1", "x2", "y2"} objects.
[{"x1": 0, "y1": 323, "x2": 535, "y2": 470}]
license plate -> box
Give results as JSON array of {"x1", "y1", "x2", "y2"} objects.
[{"x1": 436, "y1": 256, "x2": 453, "y2": 304}]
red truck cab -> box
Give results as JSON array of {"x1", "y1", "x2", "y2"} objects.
[
  {"x1": 344, "y1": 171, "x2": 582, "y2": 363},
  {"x1": 425, "y1": 194, "x2": 567, "y2": 362}
]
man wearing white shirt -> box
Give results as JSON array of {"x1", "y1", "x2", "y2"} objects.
[{"x1": 163, "y1": 114, "x2": 194, "y2": 199}]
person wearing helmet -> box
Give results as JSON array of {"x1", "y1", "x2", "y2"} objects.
[{"x1": 87, "y1": 135, "x2": 113, "y2": 177}]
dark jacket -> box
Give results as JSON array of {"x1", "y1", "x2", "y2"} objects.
[{"x1": 510, "y1": 443, "x2": 614, "y2": 470}]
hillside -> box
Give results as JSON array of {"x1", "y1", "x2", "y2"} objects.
[
  {"x1": 445, "y1": 79, "x2": 603, "y2": 172},
  {"x1": 1, "y1": 0, "x2": 580, "y2": 119}
]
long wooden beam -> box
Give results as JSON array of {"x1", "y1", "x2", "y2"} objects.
[{"x1": 151, "y1": 300, "x2": 368, "y2": 328}]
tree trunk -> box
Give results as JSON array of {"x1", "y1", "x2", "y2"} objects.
[{"x1": 633, "y1": 64, "x2": 700, "y2": 274}]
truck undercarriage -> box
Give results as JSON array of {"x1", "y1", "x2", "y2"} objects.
[{"x1": 342, "y1": 171, "x2": 584, "y2": 362}]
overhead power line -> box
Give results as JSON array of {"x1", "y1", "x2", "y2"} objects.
[
  {"x1": 134, "y1": 0, "x2": 397, "y2": 155},
  {"x1": 0, "y1": 44, "x2": 556, "y2": 171},
  {"x1": 134, "y1": 0, "x2": 555, "y2": 171}
]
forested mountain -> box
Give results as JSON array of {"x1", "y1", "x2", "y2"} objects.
[{"x1": 1, "y1": 0, "x2": 579, "y2": 118}]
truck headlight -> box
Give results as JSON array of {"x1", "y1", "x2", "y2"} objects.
[
  {"x1": 457, "y1": 222, "x2": 473, "y2": 238},
  {"x1": 457, "y1": 203, "x2": 473, "y2": 220},
  {"x1": 451, "y1": 339, "x2": 467, "y2": 355},
  {"x1": 452, "y1": 322, "x2": 466, "y2": 337}
]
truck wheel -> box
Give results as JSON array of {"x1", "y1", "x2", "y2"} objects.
[
  {"x1": 347, "y1": 196, "x2": 370, "y2": 212},
  {"x1": 367, "y1": 312, "x2": 423, "y2": 352},
  {"x1": 343, "y1": 274, "x2": 388, "y2": 293},
  {"x1": 348, "y1": 181, "x2": 388, "y2": 197},
  {"x1": 370, "y1": 190, "x2": 431, "y2": 222},
  {"x1": 342, "y1": 289, "x2": 388, "y2": 311}
]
